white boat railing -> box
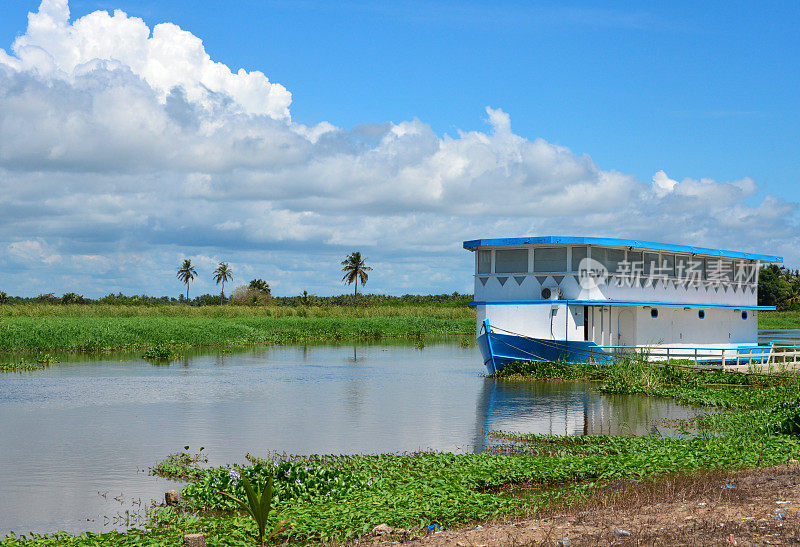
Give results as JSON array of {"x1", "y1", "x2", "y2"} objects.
[
  {"x1": 483, "y1": 322, "x2": 800, "y2": 372},
  {"x1": 585, "y1": 343, "x2": 800, "y2": 371}
]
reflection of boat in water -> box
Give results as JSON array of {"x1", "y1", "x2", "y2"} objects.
[{"x1": 472, "y1": 379, "x2": 697, "y2": 452}]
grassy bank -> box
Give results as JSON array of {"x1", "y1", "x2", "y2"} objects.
[
  {"x1": 7, "y1": 359, "x2": 800, "y2": 545},
  {"x1": 0, "y1": 304, "x2": 475, "y2": 353},
  {"x1": 0, "y1": 307, "x2": 794, "y2": 355},
  {"x1": 759, "y1": 310, "x2": 800, "y2": 329}
]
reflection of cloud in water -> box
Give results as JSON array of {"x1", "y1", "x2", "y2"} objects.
[
  {"x1": 474, "y1": 379, "x2": 698, "y2": 451},
  {"x1": 345, "y1": 348, "x2": 364, "y2": 414}
]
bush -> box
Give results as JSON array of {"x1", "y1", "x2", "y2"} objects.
[
  {"x1": 601, "y1": 353, "x2": 665, "y2": 394},
  {"x1": 229, "y1": 285, "x2": 272, "y2": 306},
  {"x1": 769, "y1": 400, "x2": 800, "y2": 436},
  {"x1": 0, "y1": 291, "x2": 8, "y2": 304},
  {"x1": 60, "y1": 292, "x2": 85, "y2": 305},
  {"x1": 142, "y1": 345, "x2": 180, "y2": 362},
  {"x1": 98, "y1": 293, "x2": 176, "y2": 306},
  {"x1": 192, "y1": 293, "x2": 224, "y2": 306},
  {"x1": 36, "y1": 293, "x2": 59, "y2": 304}
]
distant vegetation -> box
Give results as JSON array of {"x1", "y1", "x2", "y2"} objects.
[
  {"x1": 1, "y1": 263, "x2": 793, "y2": 309},
  {"x1": 0, "y1": 291, "x2": 472, "y2": 308},
  {"x1": 758, "y1": 265, "x2": 800, "y2": 310},
  {"x1": 0, "y1": 300, "x2": 475, "y2": 354}
]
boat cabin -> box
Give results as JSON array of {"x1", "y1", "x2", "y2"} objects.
[{"x1": 463, "y1": 236, "x2": 782, "y2": 372}]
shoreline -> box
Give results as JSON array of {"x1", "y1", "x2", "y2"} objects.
[{"x1": 372, "y1": 464, "x2": 800, "y2": 545}]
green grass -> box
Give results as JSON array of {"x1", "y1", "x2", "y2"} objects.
[
  {"x1": 759, "y1": 310, "x2": 800, "y2": 329},
  {"x1": 0, "y1": 306, "x2": 793, "y2": 355},
  {"x1": 0, "y1": 304, "x2": 475, "y2": 353}
]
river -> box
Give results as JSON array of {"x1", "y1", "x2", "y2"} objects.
[{"x1": 4, "y1": 333, "x2": 797, "y2": 536}]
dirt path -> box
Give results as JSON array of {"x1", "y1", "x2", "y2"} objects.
[{"x1": 363, "y1": 464, "x2": 800, "y2": 546}]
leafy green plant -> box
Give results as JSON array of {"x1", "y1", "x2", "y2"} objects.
[
  {"x1": 768, "y1": 400, "x2": 800, "y2": 436},
  {"x1": 219, "y1": 471, "x2": 289, "y2": 546},
  {"x1": 34, "y1": 353, "x2": 57, "y2": 364},
  {"x1": 151, "y1": 446, "x2": 208, "y2": 481},
  {"x1": 496, "y1": 360, "x2": 595, "y2": 380},
  {"x1": 141, "y1": 345, "x2": 179, "y2": 362},
  {"x1": 181, "y1": 460, "x2": 369, "y2": 511},
  {"x1": 249, "y1": 279, "x2": 272, "y2": 296},
  {"x1": 0, "y1": 360, "x2": 51, "y2": 373}
]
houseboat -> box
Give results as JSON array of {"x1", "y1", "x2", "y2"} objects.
[{"x1": 464, "y1": 236, "x2": 782, "y2": 373}]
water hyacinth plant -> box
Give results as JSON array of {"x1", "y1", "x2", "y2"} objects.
[
  {"x1": 218, "y1": 471, "x2": 289, "y2": 546},
  {"x1": 182, "y1": 460, "x2": 370, "y2": 511},
  {"x1": 141, "y1": 344, "x2": 180, "y2": 362}
]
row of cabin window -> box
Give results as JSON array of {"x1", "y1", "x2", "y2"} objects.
[
  {"x1": 650, "y1": 308, "x2": 748, "y2": 320},
  {"x1": 477, "y1": 247, "x2": 755, "y2": 280}
]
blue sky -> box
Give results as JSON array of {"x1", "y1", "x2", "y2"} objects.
[
  {"x1": 2, "y1": 0, "x2": 792, "y2": 193},
  {"x1": 0, "y1": 0, "x2": 798, "y2": 297}
]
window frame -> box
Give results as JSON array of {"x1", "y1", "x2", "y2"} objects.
[
  {"x1": 533, "y1": 247, "x2": 568, "y2": 273},
  {"x1": 494, "y1": 248, "x2": 529, "y2": 274}
]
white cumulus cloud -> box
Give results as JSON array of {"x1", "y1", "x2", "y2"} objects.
[
  {"x1": 1, "y1": 0, "x2": 291, "y2": 119},
  {"x1": 0, "y1": 0, "x2": 796, "y2": 297}
]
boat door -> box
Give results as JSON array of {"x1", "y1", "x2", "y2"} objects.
[{"x1": 618, "y1": 309, "x2": 635, "y2": 348}]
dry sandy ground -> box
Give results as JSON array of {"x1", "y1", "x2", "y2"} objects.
[{"x1": 359, "y1": 464, "x2": 800, "y2": 546}]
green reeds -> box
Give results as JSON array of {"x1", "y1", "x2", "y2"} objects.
[{"x1": 0, "y1": 304, "x2": 475, "y2": 353}]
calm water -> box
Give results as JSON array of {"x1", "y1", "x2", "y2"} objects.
[
  {"x1": 1, "y1": 338, "x2": 700, "y2": 536},
  {"x1": 760, "y1": 329, "x2": 800, "y2": 344}
]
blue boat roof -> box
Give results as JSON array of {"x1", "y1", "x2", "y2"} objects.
[{"x1": 462, "y1": 236, "x2": 782, "y2": 263}]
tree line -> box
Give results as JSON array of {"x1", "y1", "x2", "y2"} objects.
[
  {"x1": 8, "y1": 260, "x2": 794, "y2": 310},
  {"x1": 174, "y1": 251, "x2": 373, "y2": 302},
  {"x1": 0, "y1": 251, "x2": 474, "y2": 306},
  {"x1": 0, "y1": 291, "x2": 472, "y2": 307},
  {"x1": 757, "y1": 265, "x2": 800, "y2": 310}
]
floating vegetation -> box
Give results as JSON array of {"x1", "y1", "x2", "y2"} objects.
[
  {"x1": 0, "y1": 360, "x2": 50, "y2": 373},
  {"x1": 0, "y1": 353, "x2": 58, "y2": 372},
  {"x1": 151, "y1": 446, "x2": 208, "y2": 481},
  {"x1": 141, "y1": 345, "x2": 180, "y2": 362}
]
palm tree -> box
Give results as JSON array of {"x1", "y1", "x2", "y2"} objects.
[
  {"x1": 341, "y1": 252, "x2": 372, "y2": 301},
  {"x1": 176, "y1": 259, "x2": 197, "y2": 301},
  {"x1": 790, "y1": 276, "x2": 800, "y2": 307},
  {"x1": 213, "y1": 262, "x2": 233, "y2": 299},
  {"x1": 299, "y1": 290, "x2": 315, "y2": 306}
]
